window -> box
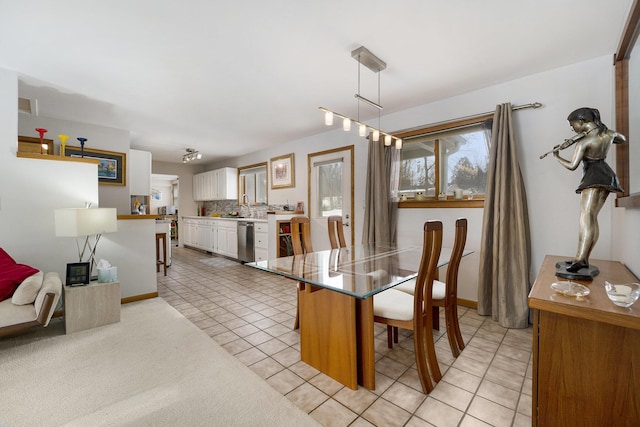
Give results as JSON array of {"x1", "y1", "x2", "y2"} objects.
[
  {"x1": 398, "y1": 119, "x2": 491, "y2": 202},
  {"x1": 315, "y1": 159, "x2": 343, "y2": 217}
]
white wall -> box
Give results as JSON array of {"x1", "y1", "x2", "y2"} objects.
[{"x1": 612, "y1": 208, "x2": 640, "y2": 277}]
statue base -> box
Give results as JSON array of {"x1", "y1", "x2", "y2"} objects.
[{"x1": 555, "y1": 261, "x2": 599, "y2": 281}]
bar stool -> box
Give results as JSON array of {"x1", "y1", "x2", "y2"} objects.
[{"x1": 155, "y1": 232, "x2": 167, "y2": 276}]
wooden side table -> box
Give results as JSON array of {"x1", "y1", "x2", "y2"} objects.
[
  {"x1": 528, "y1": 255, "x2": 640, "y2": 426},
  {"x1": 64, "y1": 281, "x2": 121, "y2": 334}
]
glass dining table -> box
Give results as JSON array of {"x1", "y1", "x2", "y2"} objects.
[{"x1": 247, "y1": 243, "x2": 459, "y2": 390}]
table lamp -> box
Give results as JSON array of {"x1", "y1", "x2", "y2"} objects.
[{"x1": 54, "y1": 207, "x2": 118, "y2": 281}]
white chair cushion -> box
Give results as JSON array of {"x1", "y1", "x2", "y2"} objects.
[
  {"x1": 394, "y1": 278, "x2": 446, "y2": 301},
  {"x1": 0, "y1": 298, "x2": 37, "y2": 327},
  {"x1": 11, "y1": 271, "x2": 43, "y2": 305},
  {"x1": 394, "y1": 278, "x2": 415, "y2": 294},
  {"x1": 373, "y1": 289, "x2": 414, "y2": 322},
  {"x1": 432, "y1": 280, "x2": 446, "y2": 300}
]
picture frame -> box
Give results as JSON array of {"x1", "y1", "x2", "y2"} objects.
[
  {"x1": 294, "y1": 201, "x2": 304, "y2": 213},
  {"x1": 64, "y1": 146, "x2": 127, "y2": 186},
  {"x1": 18, "y1": 135, "x2": 54, "y2": 155},
  {"x1": 270, "y1": 153, "x2": 295, "y2": 189},
  {"x1": 66, "y1": 262, "x2": 90, "y2": 286}
]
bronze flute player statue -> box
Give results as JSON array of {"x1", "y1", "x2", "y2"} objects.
[{"x1": 543, "y1": 107, "x2": 625, "y2": 279}]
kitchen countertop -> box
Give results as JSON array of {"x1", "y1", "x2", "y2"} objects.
[
  {"x1": 117, "y1": 214, "x2": 159, "y2": 220},
  {"x1": 183, "y1": 216, "x2": 267, "y2": 223}
]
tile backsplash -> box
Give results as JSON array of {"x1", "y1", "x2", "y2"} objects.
[{"x1": 201, "y1": 200, "x2": 268, "y2": 219}]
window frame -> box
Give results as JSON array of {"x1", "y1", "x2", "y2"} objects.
[{"x1": 395, "y1": 114, "x2": 492, "y2": 209}]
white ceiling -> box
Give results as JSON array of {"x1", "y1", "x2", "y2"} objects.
[{"x1": 1, "y1": 1, "x2": 633, "y2": 164}]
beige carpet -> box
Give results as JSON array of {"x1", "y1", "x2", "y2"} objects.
[{"x1": 0, "y1": 298, "x2": 320, "y2": 427}]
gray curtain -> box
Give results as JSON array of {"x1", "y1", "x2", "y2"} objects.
[
  {"x1": 362, "y1": 138, "x2": 400, "y2": 244},
  {"x1": 477, "y1": 103, "x2": 531, "y2": 328}
]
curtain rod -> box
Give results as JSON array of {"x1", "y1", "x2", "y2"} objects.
[{"x1": 396, "y1": 102, "x2": 543, "y2": 136}]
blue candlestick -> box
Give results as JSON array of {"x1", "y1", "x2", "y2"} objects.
[{"x1": 77, "y1": 137, "x2": 87, "y2": 158}]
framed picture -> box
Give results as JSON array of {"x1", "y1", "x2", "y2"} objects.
[
  {"x1": 294, "y1": 201, "x2": 304, "y2": 213},
  {"x1": 18, "y1": 135, "x2": 54, "y2": 155},
  {"x1": 64, "y1": 146, "x2": 127, "y2": 186},
  {"x1": 66, "y1": 262, "x2": 90, "y2": 286},
  {"x1": 270, "y1": 153, "x2": 295, "y2": 189}
]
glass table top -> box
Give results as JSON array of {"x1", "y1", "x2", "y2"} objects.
[{"x1": 247, "y1": 243, "x2": 461, "y2": 299}]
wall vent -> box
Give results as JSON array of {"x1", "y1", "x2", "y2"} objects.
[{"x1": 18, "y1": 97, "x2": 32, "y2": 114}]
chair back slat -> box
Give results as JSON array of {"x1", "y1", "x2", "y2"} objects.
[
  {"x1": 412, "y1": 221, "x2": 443, "y2": 319},
  {"x1": 445, "y1": 218, "x2": 467, "y2": 301},
  {"x1": 327, "y1": 216, "x2": 347, "y2": 249},
  {"x1": 291, "y1": 216, "x2": 313, "y2": 255}
]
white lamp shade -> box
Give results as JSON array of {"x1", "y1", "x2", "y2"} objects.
[
  {"x1": 55, "y1": 208, "x2": 118, "y2": 237},
  {"x1": 324, "y1": 111, "x2": 333, "y2": 126}
]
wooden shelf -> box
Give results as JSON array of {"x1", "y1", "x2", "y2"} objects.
[
  {"x1": 16, "y1": 152, "x2": 99, "y2": 164},
  {"x1": 276, "y1": 220, "x2": 293, "y2": 257}
]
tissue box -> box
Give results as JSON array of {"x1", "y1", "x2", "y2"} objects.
[{"x1": 97, "y1": 267, "x2": 117, "y2": 283}]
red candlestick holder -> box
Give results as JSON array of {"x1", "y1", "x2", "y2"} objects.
[{"x1": 35, "y1": 128, "x2": 48, "y2": 154}]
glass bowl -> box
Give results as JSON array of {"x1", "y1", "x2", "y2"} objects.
[{"x1": 604, "y1": 281, "x2": 640, "y2": 308}]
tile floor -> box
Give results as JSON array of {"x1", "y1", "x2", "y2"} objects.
[{"x1": 158, "y1": 247, "x2": 533, "y2": 427}]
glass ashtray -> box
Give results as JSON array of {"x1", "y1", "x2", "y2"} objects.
[
  {"x1": 604, "y1": 281, "x2": 640, "y2": 308},
  {"x1": 551, "y1": 281, "x2": 590, "y2": 298}
]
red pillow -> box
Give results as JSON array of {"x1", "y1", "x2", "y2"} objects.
[
  {"x1": 0, "y1": 248, "x2": 39, "y2": 301},
  {"x1": 0, "y1": 247, "x2": 16, "y2": 269}
]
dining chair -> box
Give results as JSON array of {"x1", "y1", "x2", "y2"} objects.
[
  {"x1": 327, "y1": 215, "x2": 347, "y2": 249},
  {"x1": 291, "y1": 216, "x2": 313, "y2": 330},
  {"x1": 394, "y1": 218, "x2": 468, "y2": 357},
  {"x1": 373, "y1": 220, "x2": 443, "y2": 394}
]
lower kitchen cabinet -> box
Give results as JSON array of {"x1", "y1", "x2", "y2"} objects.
[
  {"x1": 254, "y1": 222, "x2": 268, "y2": 262},
  {"x1": 183, "y1": 217, "x2": 242, "y2": 259}
]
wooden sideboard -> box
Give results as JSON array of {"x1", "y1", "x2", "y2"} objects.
[{"x1": 528, "y1": 255, "x2": 640, "y2": 426}]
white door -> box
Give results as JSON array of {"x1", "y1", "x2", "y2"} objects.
[{"x1": 308, "y1": 146, "x2": 354, "y2": 250}]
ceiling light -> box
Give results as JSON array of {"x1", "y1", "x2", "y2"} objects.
[
  {"x1": 319, "y1": 45, "x2": 402, "y2": 148},
  {"x1": 183, "y1": 148, "x2": 202, "y2": 163}
]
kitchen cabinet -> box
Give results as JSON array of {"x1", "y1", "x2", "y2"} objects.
[
  {"x1": 196, "y1": 220, "x2": 213, "y2": 251},
  {"x1": 193, "y1": 167, "x2": 238, "y2": 201},
  {"x1": 183, "y1": 218, "x2": 214, "y2": 252},
  {"x1": 254, "y1": 222, "x2": 268, "y2": 262},
  {"x1": 183, "y1": 217, "x2": 241, "y2": 259},
  {"x1": 267, "y1": 213, "x2": 304, "y2": 259},
  {"x1": 193, "y1": 171, "x2": 214, "y2": 201},
  {"x1": 183, "y1": 219, "x2": 197, "y2": 247},
  {"x1": 215, "y1": 167, "x2": 238, "y2": 201},
  {"x1": 214, "y1": 220, "x2": 238, "y2": 258},
  {"x1": 129, "y1": 149, "x2": 152, "y2": 196}
]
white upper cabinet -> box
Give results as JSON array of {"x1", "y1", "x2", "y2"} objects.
[
  {"x1": 215, "y1": 167, "x2": 238, "y2": 201},
  {"x1": 129, "y1": 149, "x2": 152, "y2": 195},
  {"x1": 193, "y1": 167, "x2": 237, "y2": 201}
]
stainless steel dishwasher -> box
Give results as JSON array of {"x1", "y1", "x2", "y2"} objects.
[{"x1": 237, "y1": 221, "x2": 255, "y2": 263}]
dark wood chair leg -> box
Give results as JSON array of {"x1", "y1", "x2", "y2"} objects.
[{"x1": 432, "y1": 306, "x2": 440, "y2": 330}]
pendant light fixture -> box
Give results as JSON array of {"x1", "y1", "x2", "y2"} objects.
[{"x1": 319, "y1": 46, "x2": 402, "y2": 149}]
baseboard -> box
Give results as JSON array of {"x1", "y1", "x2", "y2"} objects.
[
  {"x1": 122, "y1": 292, "x2": 159, "y2": 304},
  {"x1": 52, "y1": 292, "x2": 159, "y2": 318},
  {"x1": 457, "y1": 298, "x2": 477, "y2": 309}
]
